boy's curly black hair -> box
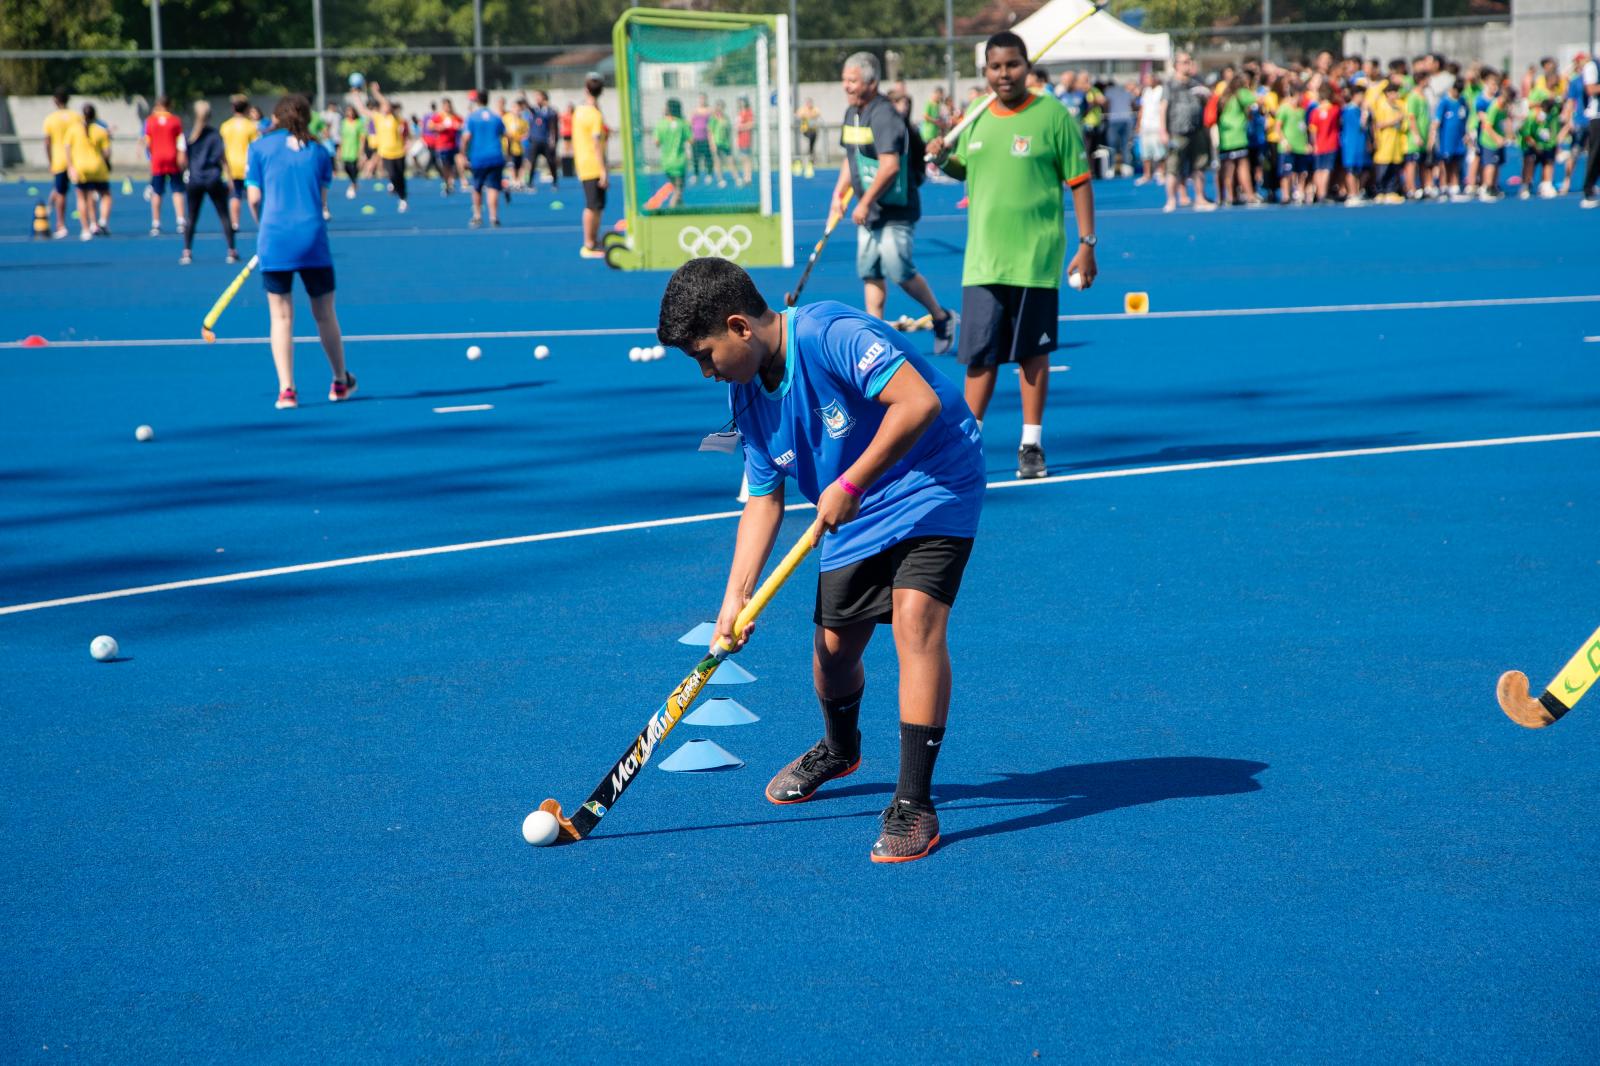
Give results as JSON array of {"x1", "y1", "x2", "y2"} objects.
[{"x1": 656, "y1": 257, "x2": 769, "y2": 351}]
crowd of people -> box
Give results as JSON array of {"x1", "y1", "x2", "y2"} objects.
[{"x1": 36, "y1": 77, "x2": 613, "y2": 248}]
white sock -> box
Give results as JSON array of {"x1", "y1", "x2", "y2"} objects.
[{"x1": 1021, "y1": 424, "x2": 1042, "y2": 447}]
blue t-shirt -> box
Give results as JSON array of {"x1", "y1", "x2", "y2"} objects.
[
  {"x1": 244, "y1": 130, "x2": 333, "y2": 271},
  {"x1": 733, "y1": 302, "x2": 985, "y2": 571},
  {"x1": 1339, "y1": 103, "x2": 1364, "y2": 145},
  {"x1": 1434, "y1": 96, "x2": 1468, "y2": 154},
  {"x1": 464, "y1": 107, "x2": 506, "y2": 169},
  {"x1": 529, "y1": 104, "x2": 557, "y2": 144},
  {"x1": 1568, "y1": 75, "x2": 1590, "y2": 131}
]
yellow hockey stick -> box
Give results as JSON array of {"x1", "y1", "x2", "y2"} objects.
[
  {"x1": 201, "y1": 254, "x2": 260, "y2": 342},
  {"x1": 1498, "y1": 623, "x2": 1600, "y2": 728}
]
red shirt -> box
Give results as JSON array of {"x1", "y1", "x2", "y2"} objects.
[
  {"x1": 429, "y1": 112, "x2": 462, "y2": 152},
  {"x1": 145, "y1": 111, "x2": 184, "y2": 175},
  {"x1": 1308, "y1": 102, "x2": 1340, "y2": 154}
]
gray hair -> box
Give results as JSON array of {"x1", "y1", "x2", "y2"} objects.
[{"x1": 843, "y1": 51, "x2": 880, "y2": 83}]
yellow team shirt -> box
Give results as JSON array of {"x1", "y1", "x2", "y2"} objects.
[
  {"x1": 219, "y1": 115, "x2": 259, "y2": 180},
  {"x1": 1371, "y1": 93, "x2": 1406, "y2": 164},
  {"x1": 373, "y1": 112, "x2": 406, "y2": 160},
  {"x1": 502, "y1": 111, "x2": 527, "y2": 157},
  {"x1": 66, "y1": 121, "x2": 111, "y2": 182},
  {"x1": 1258, "y1": 90, "x2": 1281, "y2": 143},
  {"x1": 43, "y1": 107, "x2": 81, "y2": 174},
  {"x1": 571, "y1": 104, "x2": 606, "y2": 181}
]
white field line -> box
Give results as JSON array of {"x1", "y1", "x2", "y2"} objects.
[
  {"x1": 432, "y1": 404, "x2": 494, "y2": 413},
  {"x1": 7, "y1": 293, "x2": 1596, "y2": 351},
  {"x1": 3, "y1": 429, "x2": 1597, "y2": 618}
]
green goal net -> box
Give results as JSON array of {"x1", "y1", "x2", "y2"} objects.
[{"x1": 604, "y1": 8, "x2": 792, "y2": 271}]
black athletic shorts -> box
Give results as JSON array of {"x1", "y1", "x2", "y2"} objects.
[
  {"x1": 814, "y1": 535, "x2": 974, "y2": 628},
  {"x1": 583, "y1": 177, "x2": 607, "y2": 212},
  {"x1": 262, "y1": 266, "x2": 336, "y2": 298},
  {"x1": 957, "y1": 284, "x2": 1059, "y2": 368}
]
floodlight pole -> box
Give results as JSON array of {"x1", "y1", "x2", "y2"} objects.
[
  {"x1": 473, "y1": 0, "x2": 485, "y2": 90},
  {"x1": 1261, "y1": 0, "x2": 1271, "y2": 63},
  {"x1": 312, "y1": 0, "x2": 326, "y2": 108},
  {"x1": 1423, "y1": 0, "x2": 1434, "y2": 54},
  {"x1": 151, "y1": 0, "x2": 165, "y2": 99},
  {"x1": 944, "y1": 0, "x2": 955, "y2": 100}
]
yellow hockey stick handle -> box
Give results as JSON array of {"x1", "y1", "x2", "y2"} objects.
[
  {"x1": 202, "y1": 254, "x2": 260, "y2": 331},
  {"x1": 1547, "y1": 623, "x2": 1600, "y2": 708},
  {"x1": 717, "y1": 523, "x2": 819, "y2": 653}
]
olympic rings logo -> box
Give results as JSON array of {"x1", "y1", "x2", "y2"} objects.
[{"x1": 677, "y1": 224, "x2": 754, "y2": 261}]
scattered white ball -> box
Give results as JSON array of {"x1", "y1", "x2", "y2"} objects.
[
  {"x1": 521, "y1": 809, "x2": 560, "y2": 847},
  {"x1": 1067, "y1": 270, "x2": 1084, "y2": 290},
  {"x1": 628, "y1": 347, "x2": 643, "y2": 362},
  {"x1": 90, "y1": 635, "x2": 119, "y2": 662},
  {"x1": 651, "y1": 345, "x2": 666, "y2": 360},
  {"x1": 534, "y1": 344, "x2": 550, "y2": 360},
  {"x1": 466, "y1": 345, "x2": 483, "y2": 361},
  {"x1": 135, "y1": 424, "x2": 154, "y2": 442}
]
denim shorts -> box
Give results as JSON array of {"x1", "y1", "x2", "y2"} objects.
[{"x1": 856, "y1": 221, "x2": 918, "y2": 285}]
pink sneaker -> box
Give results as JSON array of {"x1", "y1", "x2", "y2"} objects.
[
  {"x1": 275, "y1": 388, "x2": 298, "y2": 410},
  {"x1": 328, "y1": 372, "x2": 358, "y2": 402}
]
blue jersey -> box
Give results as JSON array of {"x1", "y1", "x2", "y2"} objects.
[
  {"x1": 1339, "y1": 103, "x2": 1365, "y2": 145},
  {"x1": 529, "y1": 104, "x2": 557, "y2": 144},
  {"x1": 1434, "y1": 96, "x2": 1468, "y2": 154},
  {"x1": 244, "y1": 130, "x2": 333, "y2": 271},
  {"x1": 464, "y1": 107, "x2": 506, "y2": 169},
  {"x1": 1568, "y1": 75, "x2": 1590, "y2": 131},
  {"x1": 733, "y1": 302, "x2": 985, "y2": 571}
]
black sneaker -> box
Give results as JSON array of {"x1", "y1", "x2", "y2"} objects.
[
  {"x1": 764, "y1": 736, "x2": 860, "y2": 805},
  {"x1": 931, "y1": 309, "x2": 957, "y2": 355},
  {"x1": 1017, "y1": 443, "x2": 1047, "y2": 479},
  {"x1": 871, "y1": 798, "x2": 940, "y2": 863}
]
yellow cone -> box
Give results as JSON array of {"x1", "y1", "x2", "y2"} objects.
[{"x1": 1124, "y1": 292, "x2": 1150, "y2": 315}]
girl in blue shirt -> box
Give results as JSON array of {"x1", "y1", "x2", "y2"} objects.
[
  {"x1": 658, "y1": 257, "x2": 985, "y2": 864},
  {"x1": 245, "y1": 95, "x2": 355, "y2": 410}
]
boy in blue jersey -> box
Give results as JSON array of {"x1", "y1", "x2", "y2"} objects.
[
  {"x1": 658, "y1": 258, "x2": 986, "y2": 864},
  {"x1": 1431, "y1": 80, "x2": 1469, "y2": 197},
  {"x1": 459, "y1": 91, "x2": 506, "y2": 227}
]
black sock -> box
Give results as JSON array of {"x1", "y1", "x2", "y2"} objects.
[
  {"x1": 895, "y1": 722, "x2": 945, "y2": 807},
  {"x1": 819, "y1": 685, "x2": 863, "y2": 761}
]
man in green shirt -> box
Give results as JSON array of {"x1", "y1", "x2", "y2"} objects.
[
  {"x1": 1275, "y1": 90, "x2": 1312, "y2": 203},
  {"x1": 654, "y1": 99, "x2": 688, "y2": 208},
  {"x1": 930, "y1": 30, "x2": 1097, "y2": 480},
  {"x1": 1403, "y1": 83, "x2": 1430, "y2": 198}
]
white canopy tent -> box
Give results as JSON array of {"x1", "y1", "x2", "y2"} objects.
[{"x1": 975, "y1": 0, "x2": 1172, "y2": 70}]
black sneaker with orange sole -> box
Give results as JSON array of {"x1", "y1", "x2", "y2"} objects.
[
  {"x1": 870, "y1": 798, "x2": 940, "y2": 863},
  {"x1": 764, "y1": 736, "x2": 860, "y2": 805}
]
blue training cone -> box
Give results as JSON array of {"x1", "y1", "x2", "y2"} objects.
[
  {"x1": 707, "y1": 659, "x2": 755, "y2": 685},
  {"x1": 659, "y1": 739, "x2": 744, "y2": 772},
  {"x1": 683, "y1": 698, "x2": 760, "y2": 727},
  {"x1": 677, "y1": 621, "x2": 718, "y2": 646}
]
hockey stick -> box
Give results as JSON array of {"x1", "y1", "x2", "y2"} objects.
[
  {"x1": 1498, "y1": 623, "x2": 1600, "y2": 728},
  {"x1": 539, "y1": 523, "x2": 820, "y2": 841},
  {"x1": 201, "y1": 254, "x2": 260, "y2": 343},
  {"x1": 926, "y1": 0, "x2": 1109, "y2": 160},
  {"x1": 784, "y1": 188, "x2": 853, "y2": 307}
]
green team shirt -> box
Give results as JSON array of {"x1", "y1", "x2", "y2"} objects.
[
  {"x1": 920, "y1": 100, "x2": 942, "y2": 143},
  {"x1": 1479, "y1": 101, "x2": 1508, "y2": 147},
  {"x1": 1520, "y1": 109, "x2": 1561, "y2": 149},
  {"x1": 1217, "y1": 91, "x2": 1253, "y2": 151},
  {"x1": 709, "y1": 113, "x2": 731, "y2": 152},
  {"x1": 339, "y1": 117, "x2": 364, "y2": 162},
  {"x1": 942, "y1": 94, "x2": 1089, "y2": 290},
  {"x1": 1404, "y1": 91, "x2": 1429, "y2": 153},
  {"x1": 655, "y1": 117, "x2": 688, "y2": 173},
  {"x1": 1276, "y1": 101, "x2": 1310, "y2": 154}
]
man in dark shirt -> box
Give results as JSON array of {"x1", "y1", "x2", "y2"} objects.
[{"x1": 831, "y1": 52, "x2": 956, "y2": 354}]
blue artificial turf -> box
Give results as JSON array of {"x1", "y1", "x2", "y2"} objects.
[{"x1": 1, "y1": 171, "x2": 1597, "y2": 1061}]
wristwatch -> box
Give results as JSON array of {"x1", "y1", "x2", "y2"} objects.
[{"x1": 1079, "y1": 234, "x2": 1098, "y2": 247}]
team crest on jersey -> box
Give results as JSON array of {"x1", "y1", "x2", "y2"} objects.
[
  {"x1": 816, "y1": 400, "x2": 855, "y2": 440},
  {"x1": 1011, "y1": 135, "x2": 1032, "y2": 156}
]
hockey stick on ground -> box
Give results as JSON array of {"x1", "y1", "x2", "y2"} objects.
[
  {"x1": 539, "y1": 523, "x2": 820, "y2": 841},
  {"x1": 1497, "y1": 623, "x2": 1600, "y2": 728},
  {"x1": 201, "y1": 254, "x2": 260, "y2": 342},
  {"x1": 784, "y1": 188, "x2": 852, "y2": 307}
]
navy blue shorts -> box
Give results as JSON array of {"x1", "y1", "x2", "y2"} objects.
[
  {"x1": 1313, "y1": 151, "x2": 1336, "y2": 171},
  {"x1": 958, "y1": 283, "x2": 1059, "y2": 368},
  {"x1": 1403, "y1": 151, "x2": 1421, "y2": 164},
  {"x1": 1279, "y1": 153, "x2": 1312, "y2": 176},
  {"x1": 1479, "y1": 146, "x2": 1505, "y2": 167},
  {"x1": 150, "y1": 173, "x2": 185, "y2": 195},
  {"x1": 52, "y1": 172, "x2": 70, "y2": 195},
  {"x1": 229, "y1": 178, "x2": 246, "y2": 200},
  {"x1": 1531, "y1": 148, "x2": 1555, "y2": 165},
  {"x1": 471, "y1": 167, "x2": 503, "y2": 192},
  {"x1": 262, "y1": 266, "x2": 336, "y2": 298}
]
